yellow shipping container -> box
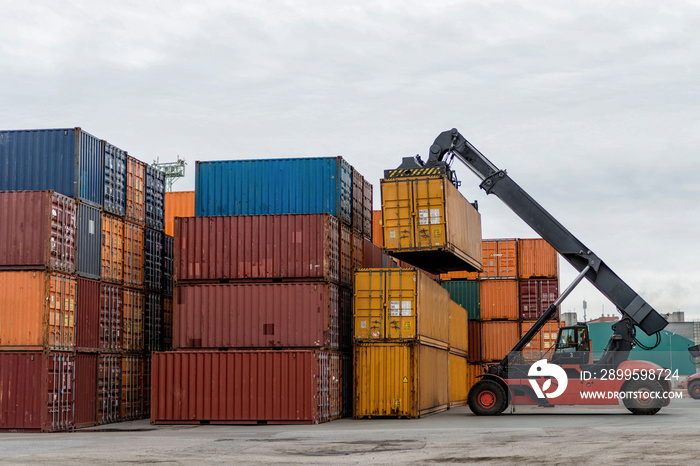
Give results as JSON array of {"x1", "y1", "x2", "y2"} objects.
[
  {"x1": 467, "y1": 362, "x2": 482, "y2": 392},
  {"x1": 164, "y1": 191, "x2": 195, "y2": 237},
  {"x1": 380, "y1": 176, "x2": 482, "y2": 273},
  {"x1": 354, "y1": 268, "x2": 450, "y2": 347},
  {"x1": 449, "y1": 353, "x2": 468, "y2": 407},
  {"x1": 449, "y1": 300, "x2": 469, "y2": 355},
  {"x1": 0, "y1": 271, "x2": 75, "y2": 350},
  {"x1": 354, "y1": 342, "x2": 449, "y2": 419}
]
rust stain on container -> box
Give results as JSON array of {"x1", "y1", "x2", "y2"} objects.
[
  {"x1": 0, "y1": 271, "x2": 75, "y2": 350},
  {"x1": 479, "y1": 279, "x2": 519, "y2": 321},
  {"x1": 481, "y1": 321, "x2": 520, "y2": 362},
  {"x1": 468, "y1": 321, "x2": 482, "y2": 363},
  {"x1": 122, "y1": 288, "x2": 144, "y2": 352},
  {"x1": 101, "y1": 213, "x2": 124, "y2": 283},
  {"x1": 175, "y1": 214, "x2": 340, "y2": 284},
  {"x1": 121, "y1": 354, "x2": 145, "y2": 421},
  {"x1": 353, "y1": 342, "x2": 449, "y2": 419},
  {"x1": 75, "y1": 353, "x2": 98, "y2": 428},
  {"x1": 518, "y1": 238, "x2": 559, "y2": 279},
  {"x1": 76, "y1": 277, "x2": 100, "y2": 350},
  {"x1": 521, "y1": 320, "x2": 561, "y2": 355},
  {"x1": 164, "y1": 191, "x2": 195, "y2": 237},
  {"x1": 449, "y1": 301, "x2": 469, "y2": 355},
  {"x1": 151, "y1": 350, "x2": 342, "y2": 425},
  {"x1": 174, "y1": 282, "x2": 341, "y2": 350},
  {"x1": 99, "y1": 284, "x2": 122, "y2": 351},
  {"x1": 126, "y1": 156, "x2": 146, "y2": 224},
  {"x1": 123, "y1": 221, "x2": 144, "y2": 287},
  {"x1": 98, "y1": 354, "x2": 121, "y2": 425},
  {"x1": 520, "y1": 278, "x2": 559, "y2": 320},
  {"x1": 449, "y1": 353, "x2": 468, "y2": 407},
  {"x1": 353, "y1": 268, "x2": 450, "y2": 347},
  {"x1": 481, "y1": 239, "x2": 518, "y2": 279},
  {"x1": 380, "y1": 176, "x2": 482, "y2": 273}
]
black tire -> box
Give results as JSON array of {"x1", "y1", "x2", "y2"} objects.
[
  {"x1": 622, "y1": 379, "x2": 664, "y2": 415},
  {"x1": 467, "y1": 380, "x2": 508, "y2": 416},
  {"x1": 689, "y1": 381, "x2": 700, "y2": 400}
]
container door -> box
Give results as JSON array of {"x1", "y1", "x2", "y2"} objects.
[
  {"x1": 385, "y1": 270, "x2": 417, "y2": 340},
  {"x1": 48, "y1": 273, "x2": 76, "y2": 350},
  {"x1": 381, "y1": 179, "x2": 414, "y2": 250},
  {"x1": 354, "y1": 270, "x2": 386, "y2": 340},
  {"x1": 411, "y1": 177, "x2": 446, "y2": 249}
]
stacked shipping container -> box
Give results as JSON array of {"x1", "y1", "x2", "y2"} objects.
[{"x1": 0, "y1": 128, "x2": 169, "y2": 431}]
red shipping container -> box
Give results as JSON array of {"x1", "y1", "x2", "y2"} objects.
[
  {"x1": 468, "y1": 321, "x2": 482, "y2": 363},
  {"x1": 362, "y1": 238, "x2": 382, "y2": 268},
  {"x1": 175, "y1": 214, "x2": 340, "y2": 284},
  {"x1": 76, "y1": 278, "x2": 100, "y2": 350},
  {"x1": 520, "y1": 278, "x2": 559, "y2": 320},
  {"x1": 340, "y1": 223, "x2": 353, "y2": 287},
  {"x1": 121, "y1": 354, "x2": 145, "y2": 421},
  {"x1": 163, "y1": 297, "x2": 173, "y2": 351},
  {"x1": 98, "y1": 354, "x2": 121, "y2": 425},
  {"x1": 352, "y1": 230, "x2": 364, "y2": 271},
  {"x1": 151, "y1": 350, "x2": 342, "y2": 425},
  {"x1": 174, "y1": 282, "x2": 341, "y2": 350},
  {"x1": 0, "y1": 190, "x2": 76, "y2": 273},
  {"x1": 0, "y1": 352, "x2": 75, "y2": 432},
  {"x1": 100, "y1": 284, "x2": 122, "y2": 351},
  {"x1": 75, "y1": 353, "x2": 98, "y2": 428}
]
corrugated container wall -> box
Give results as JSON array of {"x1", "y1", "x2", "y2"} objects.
[
  {"x1": 175, "y1": 214, "x2": 340, "y2": 284},
  {"x1": 468, "y1": 321, "x2": 482, "y2": 363},
  {"x1": 518, "y1": 238, "x2": 558, "y2": 279},
  {"x1": 0, "y1": 271, "x2": 75, "y2": 350},
  {"x1": 479, "y1": 279, "x2": 519, "y2": 321},
  {"x1": 74, "y1": 353, "x2": 98, "y2": 428},
  {"x1": 162, "y1": 297, "x2": 173, "y2": 351},
  {"x1": 442, "y1": 280, "x2": 480, "y2": 320},
  {"x1": 126, "y1": 156, "x2": 146, "y2": 224},
  {"x1": 440, "y1": 270, "x2": 479, "y2": 281},
  {"x1": 0, "y1": 191, "x2": 76, "y2": 273},
  {"x1": 123, "y1": 221, "x2": 145, "y2": 287},
  {"x1": 121, "y1": 354, "x2": 145, "y2": 421},
  {"x1": 101, "y1": 214, "x2": 124, "y2": 283},
  {"x1": 449, "y1": 301, "x2": 469, "y2": 355},
  {"x1": 144, "y1": 292, "x2": 163, "y2": 352},
  {"x1": 372, "y1": 210, "x2": 383, "y2": 247},
  {"x1": 122, "y1": 288, "x2": 144, "y2": 352},
  {"x1": 76, "y1": 278, "x2": 100, "y2": 351},
  {"x1": 145, "y1": 165, "x2": 165, "y2": 230},
  {"x1": 449, "y1": 353, "x2": 468, "y2": 407},
  {"x1": 481, "y1": 239, "x2": 518, "y2": 279},
  {"x1": 162, "y1": 234, "x2": 174, "y2": 296},
  {"x1": 98, "y1": 354, "x2": 121, "y2": 424},
  {"x1": 520, "y1": 278, "x2": 559, "y2": 320},
  {"x1": 174, "y1": 282, "x2": 341, "y2": 350},
  {"x1": 466, "y1": 363, "x2": 482, "y2": 391},
  {"x1": 145, "y1": 228, "x2": 164, "y2": 292},
  {"x1": 481, "y1": 321, "x2": 520, "y2": 362},
  {"x1": 362, "y1": 179, "x2": 373, "y2": 239},
  {"x1": 99, "y1": 284, "x2": 122, "y2": 351},
  {"x1": 152, "y1": 350, "x2": 342, "y2": 424},
  {"x1": 0, "y1": 128, "x2": 103, "y2": 206},
  {"x1": 164, "y1": 191, "x2": 195, "y2": 236},
  {"x1": 102, "y1": 142, "x2": 127, "y2": 216},
  {"x1": 380, "y1": 176, "x2": 482, "y2": 274},
  {"x1": 353, "y1": 342, "x2": 449, "y2": 419},
  {"x1": 195, "y1": 157, "x2": 353, "y2": 226},
  {"x1": 521, "y1": 320, "x2": 560, "y2": 355},
  {"x1": 76, "y1": 203, "x2": 102, "y2": 279},
  {"x1": 352, "y1": 168, "x2": 363, "y2": 233}
]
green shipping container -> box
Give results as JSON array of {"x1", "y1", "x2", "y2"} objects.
[{"x1": 442, "y1": 280, "x2": 480, "y2": 321}]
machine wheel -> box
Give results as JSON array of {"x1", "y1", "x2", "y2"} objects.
[
  {"x1": 689, "y1": 381, "x2": 700, "y2": 400},
  {"x1": 467, "y1": 380, "x2": 508, "y2": 416},
  {"x1": 622, "y1": 379, "x2": 664, "y2": 415}
]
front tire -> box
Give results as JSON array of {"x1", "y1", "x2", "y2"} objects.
[
  {"x1": 622, "y1": 379, "x2": 664, "y2": 415},
  {"x1": 689, "y1": 381, "x2": 700, "y2": 400},
  {"x1": 467, "y1": 380, "x2": 508, "y2": 416}
]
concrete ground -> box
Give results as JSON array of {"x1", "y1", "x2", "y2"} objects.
[{"x1": 1, "y1": 399, "x2": 699, "y2": 465}]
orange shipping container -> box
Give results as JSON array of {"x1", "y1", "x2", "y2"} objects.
[
  {"x1": 518, "y1": 238, "x2": 559, "y2": 279},
  {"x1": 122, "y1": 288, "x2": 144, "y2": 352},
  {"x1": 481, "y1": 239, "x2": 518, "y2": 279},
  {"x1": 481, "y1": 321, "x2": 520, "y2": 362},
  {"x1": 0, "y1": 271, "x2": 75, "y2": 350},
  {"x1": 121, "y1": 354, "x2": 145, "y2": 421},
  {"x1": 479, "y1": 279, "x2": 519, "y2": 320},
  {"x1": 449, "y1": 353, "x2": 468, "y2": 407},
  {"x1": 102, "y1": 214, "x2": 124, "y2": 283},
  {"x1": 123, "y1": 221, "x2": 144, "y2": 287},
  {"x1": 449, "y1": 300, "x2": 469, "y2": 355},
  {"x1": 440, "y1": 270, "x2": 479, "y2": 281},
  {"x1": 521, "y1": 320, "x2": 560, "y2": 353},
  {"x1": 126, "y1": 156, "x2": 146, "y2": 224},
  {"x1": 164, "y1": 191, "x2": 195, "y2": 237},
  {"x1": 372, "y1": 210, "x2": 383, "y2": 247}
]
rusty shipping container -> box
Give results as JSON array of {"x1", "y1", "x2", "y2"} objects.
[
  {"x1": 162, "y1": 296, "x2": 173, "y2": 351},
  {"x1": 362, "y1": 178, "x2": 373, "y2": 239},
  {"x1": 121, "y1": 354, "x2": 145, "y2": 421},
  {"x1": 467, "y1": 321, "x2": 482, "y2": 363},
  {"x1": 122, "y1": 288, "x2": 144, "y2": 352},
  {"x1": 100, "y1": 283, "x2": 122, "y2": 351},
  {"x1": 449, "y1": 353, "x2": 468, "y2": 407},
  {"x1": 101, "y1": 213, "x2": 124, "y2": 283},
  {"x1": 479, "y1": 279, "x2": 519, "y2": 321},
  {"x1": 340, "y1": 223, "x2": 353, "y2": 287},
  {"x1": 75, "y1": 353, "x2": 98, "y2": 428},
  {"x1": 175, "y1": 214, "x2": 340, "y2": 284},
  {"x1": 126, "y1": 156, "x2": 146, "y2": 224},
  {"x1": 354, "y1": 268, "x2": 450, "y2": 347},
  {"x1": 0, "y1": 191, "x2": 76, "y2": 273},
  {"x1": 0, "y1": 271, "x2": 75, "y2": 350},
  {"x1": 352, "y1": 230, "x2": 364, "y2": 273},
  {"x1": 175, "y1": 282, "x2": 342, "y2": 350},
  {"x1": 0, "y1": 352, "x2": 75, "y2": 432},
  {"x1": 152, "y1": 350, "x2": 342, "y2": 425},
  {"x1": 449, "y1": 300, "x2": 469, "y2": 356},
  {"x1": 520, "y1": 278, "x2": 559, "y2": 320},
  {"x1": 481, "y1": 239, "x2": 518, "y2": 279},
  {"x1": 380, "y1": 176, "x2": 482, "y2": 274},
  {"x1": 518, "y1": 238, "x2": 558, "y2": 279},
  {"x1": 521, "y1": 320, "x2": 561, "y2": 354},
  {"x1": 98, "y1": 354, "x2": 121, "y2": 425},
  {"x1": 123, "y1": 221, "x2": 144, "y2": 287},
  {"x1": 353, "y1": 342, "x2": 449, "y2": 419},
  {"x1": 481, "y1": 321, "x2": 520, "y2": 362},
  {"x1": 76, "y1": 277, "x2": 100, "y2": 350},
  {"x1": 164, "y1": 191, "x2": 195, "y2": 236}
]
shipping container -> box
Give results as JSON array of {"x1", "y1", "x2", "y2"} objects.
[
  {"x1": 380, "y1": 175, "x2": 482, "y2": 273},
  {"x1": 340, "y1": 223, "x2": 353, "y2": 287},
  {"x1": 121, "y1": 354, "x2": 145, "y2": 421},
  {"x1": 76, "y1": 277, "x2": 100, "y2": 350},
  {"x1": 143, "y1": 357, "x2": 152, "y2": 417},
  {"x1": 518, "y1": 238, "x2": 558, "y2": 279},
  {"x1": 449, "y1": 301, "x2": 469, "y2": 355},
  {"x1": 372, "y1": 210, "x2": 383, "y2": 247},
  {"x1": 126, "y1": 156, "x2": 146, "y2": 224},
  {"x1": 479, "y1": 279, "x2": 519, "y2": 321},
  {"x1": 122, "y1": 288, "x2": 144, "y2": 352},
  {"x1": 353, "y1": 342, "x2": 449, "y2": 419},
  {"x1": 352, "y1": 230, "x2": 364, "y2": 272},
  {"x1": 440, "y1": 270, "x2": 479, "y2": 280},
  {"x1": 123, "y1": 221, "x2": 145, "y2": 287},
  {"x1": 0, "y1": 128, "x2": 103, "y2": 206},
  {"x1": 144, "y1": 292, "x2": 163, "y2": 352},
  {"x1": 481, "y1": 321, "x2": 520, "y2": 362},
  {"x1": 341, "y1": 287, "x2": 352, "y2": 350},
  {"x1": 521, "y1": 320, "x2": 561, "y2": 353},
  {"x1": 520, "y1": 278, "x2": 559, "y2": 320},
  {"x1": 362, "y1": 179, "x2": 373, "y2": 239},
  {"x1": 467, "y1": 362, "x2": 482, "y2": 391},
  {"x1": 353, "y1": 268, "x2": 450, "y2": 347},
  {"x1": 175, "y1": 214, "x2": 340, "y2": 284},
  {"x1": 99, "y1": 284, "x2": 122, "y2": 351},
  {"x1": 0, "y1": 352, "x2": 75, "y2": 432},
  {"x1": 75, "y1": 353, "x2": 98, "y2": 428},
  {"x1": 164, "y1": 191, "x2": 195, "y2": 236},
  {"x1": 362, "y1": 238, "x2": 383, "y2": 268},
  {"x1": 449, "y1": 353, "x2": 468, "y2": 407},
  {"x1": 76, "y1": 202, "x2": 101, "y2": 279},
  {"x1": 101, "y1": 213, "x2": 124, "y2": 283},
  {"x1": 0, "y1": 271, "x2": 75, "y2": 350},
  {"x1": 174, "y1": 282, "x2": 341, "y2": 350},
  {"x1": 481, "y1": 239, "x2": 518, "y2": 279},
  {"x1": 145, "y1": 228, "x2": 164, "y2": 292},
  {"x1": 162, "y1": 234, "x2": 174, "y2": 296},
  {"x1": 163, "y1": 296, "x2": 173, "y2": 351},
  {"x1": 0, "y1": 191, "x2": 76, "y2": 273},
  {"x1": 145, "y1": 165, "x2": 165, "y2": 230},
  {"x1": 102, "y1": 142, "x2": 127, "y2": 216},
  {"x1": 98, "y1": 354, "x2": 121, "y2": 425},
  {"x1": 468, "y1": 321, "x2": 482, "y2": 363},
  {"x1": 352, "y1": 167, "x2": 363, "y2": 232},
  {"x1": 341, "y1": 353, "x2": 353, "y2": 417},
  {"x1": 151, "y1": 350, "x2": 342, "y2": 425},
  {"x1": 442, "y1": 280, "x2": 480, "y2": 321},
  {"x1": 195, "y1": 157, "x2": 353, "y2": 225}
]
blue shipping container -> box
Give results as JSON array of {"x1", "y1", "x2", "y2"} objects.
[
  {"x1": 76, "y1": 203, "x2": 102, "y2": 279},
  {"x1": 145, "y1": 228, "x2": 163, "y2": 292},
  {"x1": 145, "y1": 165, "x2": 165, "y2": 230},
  {"x1": 103, "y1": 142, "x2": 127, "y2": 217},
  {"x1": 0, "y1": 128, "x2": 103, "y2": 206},
  {"x1": 195, "y1": 157, "x2": 353, "y2": 225}
]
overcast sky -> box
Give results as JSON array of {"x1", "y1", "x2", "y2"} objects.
[{"x1": 2, "y1": 1, "x2": 698, "y2": 322}]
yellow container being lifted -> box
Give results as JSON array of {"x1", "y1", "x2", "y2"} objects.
[
  {"x1": 354, "y1": 268, "x2": 450, "y2": 348},
  {"x1": 354, "y1": 342, "x2": 449, "y2": 419},
  {"x1": 380, "y1": 175, "x2": 483, "y2": 274}
]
